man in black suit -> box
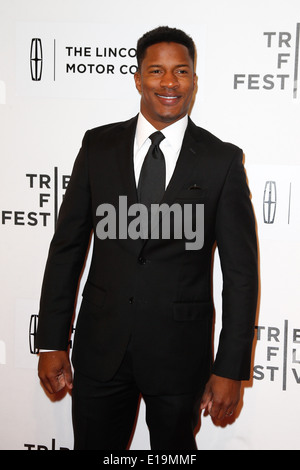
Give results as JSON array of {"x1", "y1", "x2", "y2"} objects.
[{"x1": 36, "y1": 26, "x2": 258, "y2": 450}]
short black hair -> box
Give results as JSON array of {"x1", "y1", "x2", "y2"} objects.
[{"x1": 136, "y1": 26, "x2": 195, "y2": 70}]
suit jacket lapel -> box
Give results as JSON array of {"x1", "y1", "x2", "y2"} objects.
[
  {"x1": 160, "y1": 117, "x2": 208, "y2": 207},
  {"x1": 115, "y1": 115, "x2": 139, "y2": 207},
  {"x1": 113, "y1": 115, "x2": 146, "y2": 252}
]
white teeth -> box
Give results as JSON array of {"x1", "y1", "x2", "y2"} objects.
[{"x1": 157, "y1": 95, "x2": 178, "y2": 99}]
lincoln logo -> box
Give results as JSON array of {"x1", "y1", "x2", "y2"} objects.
[
  {"x1": 263, "y1": 181, "x2": 277, "y2": 224},
  {"x1": 29, "y1": 314, "x2": 39, "y2": 354},
  {"x1": 30, "y1": 38, "x2": 43, "y2": 81}
]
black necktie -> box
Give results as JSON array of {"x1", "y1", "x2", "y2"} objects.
[{"x1": 138, "y1": 131, "x2": 166, "y2": 209}]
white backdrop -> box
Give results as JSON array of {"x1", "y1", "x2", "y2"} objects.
[{"x1": 1, "y1": 0, "x2": 300, "y2": 451}]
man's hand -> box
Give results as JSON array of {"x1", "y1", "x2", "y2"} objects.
[
  {"x1": 200, "y1": 374, "x2": 241, "y2": 420},
  {"x1": 38, "y1": 351, "x2": 73, "y2": 394}
]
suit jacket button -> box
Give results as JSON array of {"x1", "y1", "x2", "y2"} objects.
[
  {"x1": 138, "y1": 256, "x2": 147, "y2": 265},
  {"x1": 129, "y1": 297, "x2": 134, "y2": 304}
]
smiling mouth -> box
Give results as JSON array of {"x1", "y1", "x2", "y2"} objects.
[
  {"x1": 155, "y1": 94, "x2": 182, "y2": 106},
  {"x1": 156, "y1": 94, "x2": 180, "y2": 100}
]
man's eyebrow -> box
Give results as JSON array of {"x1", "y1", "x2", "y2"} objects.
[{"x1": 147, "y1": 64, "x2": 191, "y2": 69}]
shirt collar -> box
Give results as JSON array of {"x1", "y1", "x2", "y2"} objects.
[{"x1": 136, "y1": 112, "x2": 188, "y2": 152}]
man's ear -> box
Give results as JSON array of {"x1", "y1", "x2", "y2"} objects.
[{"x1": 134, "y1": 71, "x2": 142, "y2": 94}]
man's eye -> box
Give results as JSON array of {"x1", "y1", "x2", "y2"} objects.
[{"x1": 151, "y1": 69, "x2": 161, "y2": 74}]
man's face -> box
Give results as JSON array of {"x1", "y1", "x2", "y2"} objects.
[{"x1": 134, "y1": 42, "x2": 196, "y2": 130}]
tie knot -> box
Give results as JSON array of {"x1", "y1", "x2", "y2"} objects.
[{"x1": 149, "y1": 131, "x2": 165, "y2": 147}]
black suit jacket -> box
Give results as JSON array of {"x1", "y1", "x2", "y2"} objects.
[{"x1": 35, "y1": 115, "x2": 258, "y2": 395}]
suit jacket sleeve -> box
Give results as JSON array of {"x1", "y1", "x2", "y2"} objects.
[
  {"x1": 35, "y1": 131, "x2": 93, "y2": 351},
  {"x1": 212, "y1": 148, "x2": 258, "y2": 381}
]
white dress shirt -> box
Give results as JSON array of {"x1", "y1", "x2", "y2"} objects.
[{"x1": 134, "y1": 112, "x2": 188, "y2": 189}]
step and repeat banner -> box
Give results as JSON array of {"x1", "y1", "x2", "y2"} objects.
[{"x1": 1, "y1": 0, "x2": 299, "y2": 450}]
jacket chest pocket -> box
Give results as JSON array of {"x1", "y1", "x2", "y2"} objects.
[{"x1": 175, "y1": 186, "x2": 208, "y2": 202}]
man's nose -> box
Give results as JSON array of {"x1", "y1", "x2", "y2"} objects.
[{"x1": 160, "y1": 71, "x2": 179, "y2": 88}]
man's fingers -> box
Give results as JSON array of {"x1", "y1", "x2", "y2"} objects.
[
  {"x1": 201, "y1": 374, "x2": 241, "y2": 420},
  {"x1": 200, "y1": 390, "x2": 213, "y2": 411},
  {"x1": 40, "y1": 371, "x2": 65, "y2": 394},
  {"x1": 41, "y1": 377, "x2": 54, "y2": 394},
  {"x1": 38, "y1": 351, "x2": 73, "y2": 394},
  {"x1": 208, "y1": 401, "x2": 221, "y2": 419},
  {"x1": 208, "y1": 401, "x2": 235, "y2": 420},
  {"x1": 200, "y1": 381, "x2": 214, "y2": 411},
  {"x1": 63, "y1": 367, "x2": 73, "y2": 390},
  {"x1": 56, "y1": 372, "x2": 68, "y2": 391}
]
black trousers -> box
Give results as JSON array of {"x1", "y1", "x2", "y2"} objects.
[{"x1": 72, "y1": 345, "x2": 202, "y2": 450}]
